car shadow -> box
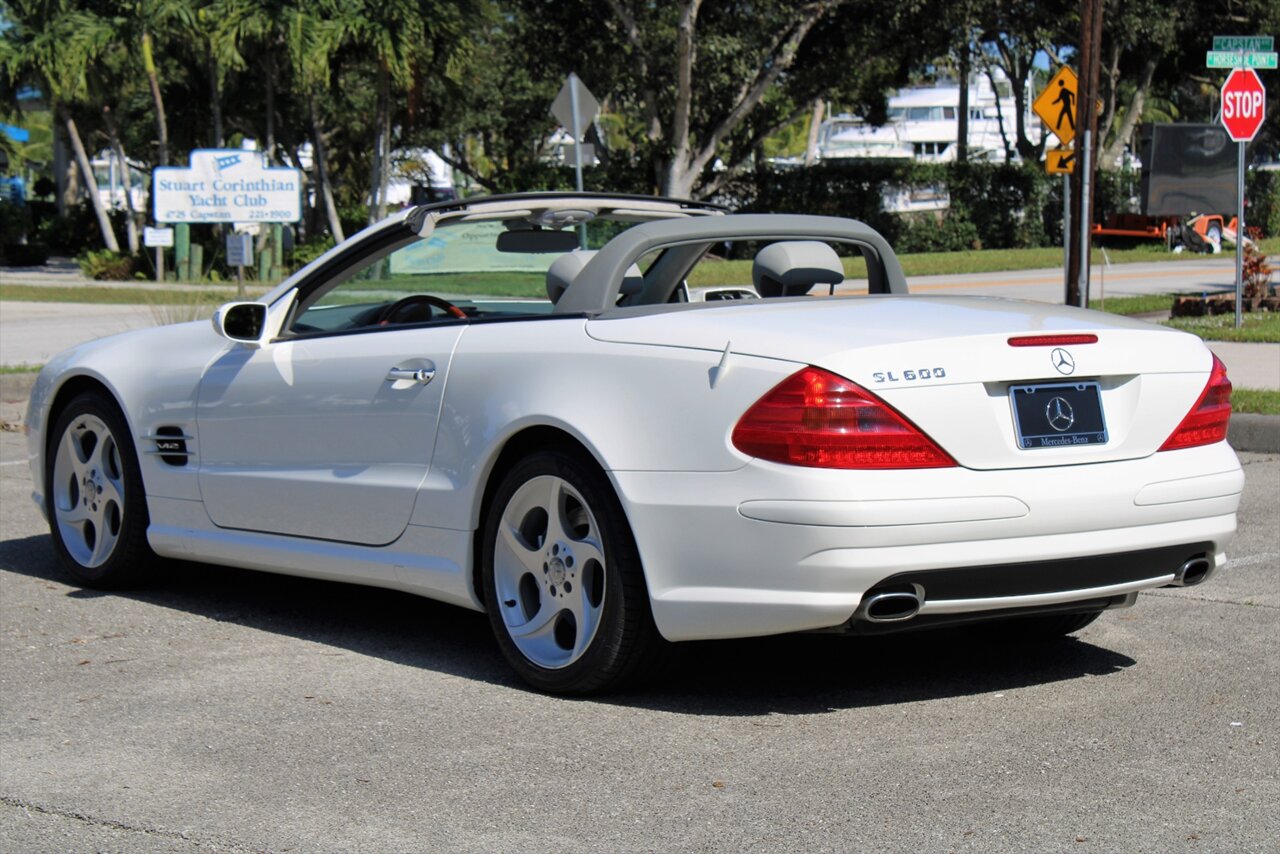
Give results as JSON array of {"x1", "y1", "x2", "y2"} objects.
[
  {"x1": 611, "y1": 630, "x2": 1135, "y2": 715},
  {"x1": 1, "y1": 534, "x2": 1136, "y2": 713},
  {"x1": 0, "y1": 533, "x2": 514, "y2": 688}
]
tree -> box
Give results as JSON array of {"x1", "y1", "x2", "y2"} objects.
[
  {"x1": 596, "y1": 0, "x2": 935, "y2": 198},
  {"x1": 975, "y1": 1, "x2": 1075, "y2": 163},
  {"x1": 337, "y1": 0, "x2": 426, "y2": 224},
  {"x1": 211, "y1": 0, "x2": 291, "y2": 159},
  {"x1": 130, "y1": 0, "x2": 198, "y2": 166},
  {"x1": 1096, "y1": 0, "x2": 1279, "y2": 169},
  {"x1": 283, "y1": 1, "x2": 354, "y2": 241},
  {"x1": 2, "y1": 0, "x2": 122, "y2": 250}
]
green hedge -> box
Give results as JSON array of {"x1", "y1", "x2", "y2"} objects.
[
  {"x1": 719, "y1": 160, "x2": 1059, "y2": 251},
  {"x1": 1247, "y1": 169, "x2": 1280, "y2": 239},
  {"x1": 713, "y1": 159, "x2": 1280, "y2": 251}
]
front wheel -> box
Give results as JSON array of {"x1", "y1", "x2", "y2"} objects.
[
  {"x1": 46, "y1": 392, "x2": 157, "y2": 588},
  {"x1": 481, "y1": 449, "x2": 661, "y2": 695}
]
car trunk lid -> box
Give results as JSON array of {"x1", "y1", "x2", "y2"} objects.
[{"x1": 587, "y1": 296, "x2": 1215, "y2": 469}]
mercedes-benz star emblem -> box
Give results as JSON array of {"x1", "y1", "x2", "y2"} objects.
[
  {"x1": 1050, "y1": 348, "x2": 1075, "y2": 375},
  {"x1": 1046, "y1": 397, "x2": 1076, "y2": 432}
]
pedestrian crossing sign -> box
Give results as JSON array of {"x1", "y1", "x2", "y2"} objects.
[{"x1": 1034, "y1": 66, "x2": 1079, "y2": 146}]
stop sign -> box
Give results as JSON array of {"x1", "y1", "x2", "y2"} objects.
[{"x1": 1221, "y1": 68, "x2": 1266, "y2": 142}]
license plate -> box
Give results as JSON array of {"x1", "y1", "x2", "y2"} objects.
[{"x1": 1010, "y1": 381, "x2": 1108, "y2": 450}]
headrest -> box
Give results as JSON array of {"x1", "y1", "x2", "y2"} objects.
[
  {"x1": 546, "y1": 250, "x2": 645, "y2": 303},
  {"x1": 751, "y1": 241, "x2": 845, "y2": 297},
  {"x1": 546, "y1": 250, "x2": 597, "y2": 303}
]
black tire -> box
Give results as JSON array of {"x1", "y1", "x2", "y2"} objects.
[
  {"x1": 481, "y1": 449, "x2": 662, "y2": 695},
  {"x1": 45, "y1": 392, "x2": 157, "y2": 588}
]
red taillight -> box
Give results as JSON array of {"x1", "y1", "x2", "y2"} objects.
[
  {"x1": 1159, "y1": 354, "x2": 1232, "y2": 451},
  {"x1": 1008, "y1": 334, "x2": 1099, "y2": 347},
  {"x1": 732, "y1": 367, "x2": 956, "y2": 469}
]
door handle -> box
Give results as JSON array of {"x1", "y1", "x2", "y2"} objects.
[{"x1": 386, "y1": 366, "x2": 436, "y2": 384}]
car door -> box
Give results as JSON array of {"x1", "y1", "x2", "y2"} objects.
[{"x1": 195, "y1": 229, "x2": 465, "y2": 546}]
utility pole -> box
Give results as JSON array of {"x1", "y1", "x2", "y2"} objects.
[{"x1": 1066, "y1": 0, "x2": 1103, "y2": 307}]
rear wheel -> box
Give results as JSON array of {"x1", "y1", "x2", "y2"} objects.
[
  {"x1": 481, "y1": 449, "x2": 660, "y2": 694},
  {"x1": 46, "y1": 392, "x2": 156, "y2": 588}
]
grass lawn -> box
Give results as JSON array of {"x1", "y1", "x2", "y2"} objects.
[
  {"x1": 1087, "y1": 293, "x2": 1176, "y2": 316},
  {"x1": 0, "y1": 283, "x2": 267, "y2": 304},
  {"x1": 687, "y1": 241, "x2": 1229, "y2": 287},
  {"x1": 1232, "y1": 388, "x2": 1280, "y2": 415},
  {"x1": 1164, "y1": 312, "x2": 1280, "y2": 343},
  {"x1": 1085, "y1": 292, "x2": 1280, "y2": 343}
]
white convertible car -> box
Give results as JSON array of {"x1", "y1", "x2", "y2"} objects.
[{"x1": 25, "y1": 193, "x2": 1243, "y2": 694}]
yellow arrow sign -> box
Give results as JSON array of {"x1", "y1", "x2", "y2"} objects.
[
  {"x1": 1046, "y1": 147, "x2": 1076, "y2": 174},
  {"x1": 1034, "y1": 66, "x2": 1079, "y2": 146}
]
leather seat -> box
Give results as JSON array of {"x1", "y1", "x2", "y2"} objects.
[{"x1": 752, "y1": 241, "x2": 845, "y2": 297}]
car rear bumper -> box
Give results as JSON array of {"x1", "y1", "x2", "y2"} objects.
[{"x1": 612, "y1": 442, "x2": 1242, "y2": 642}]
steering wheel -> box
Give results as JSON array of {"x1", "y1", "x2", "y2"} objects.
[{"x1": 373, "y1": 294, "x2": 468, "y2": 326}]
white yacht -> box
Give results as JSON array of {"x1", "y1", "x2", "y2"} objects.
[{"x1": 817, "y1": 74, "x2": 1041, "y2": 165}]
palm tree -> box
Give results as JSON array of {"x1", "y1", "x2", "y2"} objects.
[
  {"x1": 2, "y1": 0, "x2": 122, "y2": 251},
  {"x1": 284, "y1": 2, "x2": 353, "y2": 241},
  {"x1": 210, "y1": 0, "x2": 290, "y2": 160},
  {"x1": 130, "y1": 0, "x2": 197, "y2": 166},
  {"x1": 335, "y1": 0, "x2": 425, "y2": 224}
]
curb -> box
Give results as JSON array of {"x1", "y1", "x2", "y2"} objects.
[
  {"x1": 4, "y1": 372, "x2": 1278, "y2": 454},
  {"x1": 1228, "y1": 413, "x2": 1280, "y2": 454}
]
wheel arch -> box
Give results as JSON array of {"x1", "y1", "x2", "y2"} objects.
[
  {"x1": 44, "y1": 373, "x2": 131, "y2": 457},
  {"x1": 38, "y1": 372, "x2": 153, "y2": 508},
  {"x1": 469, "y1": 424, "x2": 619, "y2": 607}
]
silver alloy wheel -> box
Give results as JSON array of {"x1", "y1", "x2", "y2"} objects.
[
  {"x1": 51, "y1": 413, "x2": 126, "y2": 568},
  {"x1": 492, "y1": 474, "x2": 608, "y2": 669}
]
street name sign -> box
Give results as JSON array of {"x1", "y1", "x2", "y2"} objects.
[
  {"x1": 1213, "y1": 35, "x2": 1273, "y2": 52},
  {"x1": 1221, "y1": 68, "x2": 1267, "y2": 142},
  {"x1": 1206, "y1": 50, "x2": 1278, "y2": 69},
  {"x1": 153, "y1": 149, "x2": 302, "y2": 224}
]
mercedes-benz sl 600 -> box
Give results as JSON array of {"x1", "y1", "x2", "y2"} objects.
[{"x1": 25, "y1": 193, "x2": 1243, "y2": 693}]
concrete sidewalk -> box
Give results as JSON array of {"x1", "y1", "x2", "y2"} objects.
[{"x1": 1206, "y1": 341, "x2": 1280, "y2": 391}]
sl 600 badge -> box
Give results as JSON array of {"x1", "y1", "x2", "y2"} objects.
[{"x1": 872, "y1": 367, "x2": 947, "y2": 383}]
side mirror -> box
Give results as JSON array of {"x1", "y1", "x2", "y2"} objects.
[{"x1": 212, "y1": 302, "x2": 268, "y2": 345}]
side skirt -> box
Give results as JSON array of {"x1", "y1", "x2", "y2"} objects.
[{"x1": 146, "y1": 496, "x2": 482, "y2": 611}]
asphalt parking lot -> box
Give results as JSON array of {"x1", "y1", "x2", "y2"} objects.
[{"x1": 1, "y1": 392, "x2": 1277, "y2": 852}]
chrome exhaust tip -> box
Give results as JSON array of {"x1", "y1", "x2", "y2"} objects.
[
  {"x1": 859, "y1": 585, "x2": 924, "y2": 623},
  {"x1": 1167, "y1": 556, "x2": 1214, "y2": 588}
]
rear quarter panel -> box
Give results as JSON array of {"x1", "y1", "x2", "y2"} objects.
[{"x1": 409, "y1": 317, "x2": 797, "y2": 531}]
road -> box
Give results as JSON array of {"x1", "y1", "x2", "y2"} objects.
[{"x1": 1, "y1": 384, "x2": 1277, "y2": 851}]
